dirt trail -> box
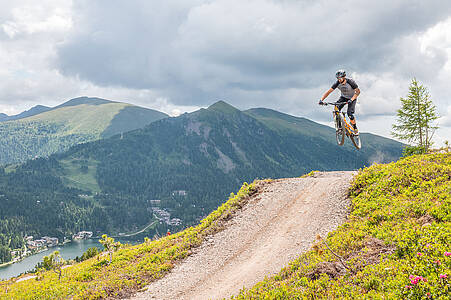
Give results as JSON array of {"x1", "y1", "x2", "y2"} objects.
[{"x1": 130, "y1": 171, "x2": 356, "y2": 300}]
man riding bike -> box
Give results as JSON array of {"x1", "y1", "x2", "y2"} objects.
[{"x1": 319, "y1": 70, "x2": 361, "y2": 134}]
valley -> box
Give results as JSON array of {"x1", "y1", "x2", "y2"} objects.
[{"x1": 0, "y1": 100, "x2": 404, "y2": 268}]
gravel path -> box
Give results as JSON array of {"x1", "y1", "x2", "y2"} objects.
[{"x1": 129, "y1": 171, "x2": 356, "y2": 300}]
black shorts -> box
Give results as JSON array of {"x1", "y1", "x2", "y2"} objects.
[{"x1": 337, "y1": 96, "x2": 356, "y2": 115}]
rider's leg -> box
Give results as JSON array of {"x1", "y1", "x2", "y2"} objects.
[
  {"x1": 337, "y1": 96, "x2": 347, "y2": 112},
  {"x1": 347, "y1": 100, "x2": 358, "y2": 132},
  {"x1": 349, "y1": 114, "x2": 357, "y2": 129}
]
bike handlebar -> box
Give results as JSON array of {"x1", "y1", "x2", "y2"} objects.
[{"x1": 320, "y1": 101, "x2": 342, "y2": 106}]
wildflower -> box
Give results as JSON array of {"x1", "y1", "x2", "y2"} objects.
[
  {"x1": 405, "y1": 285, "x2": 413, "y2": 289},
  {"x1": 425, "y1": 243, "x2": 430, "y2": 248},
  {"x1": 417, "y1": 252, "x2": 423, "y2": 257},
  {"x1": 410, "y1": 275, "x2": 426, "y2": 285},
  {"x1": 445, "y1": 252, "x2": 451, "y2": 257},
  {"x1": 426, "y1": 292, "x2": 431, "y2": 298},
  {"x1": 439, "y1": 274, "x2": 447, "y2": 279},
  {"x1": 435, "y1": 259, "x2": 441, "y2": 265}
]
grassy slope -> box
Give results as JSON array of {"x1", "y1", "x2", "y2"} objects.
[
  {"x1": 235, "y1": 153, "x2": 450, "y2": 299},
  {"x1": 0, "y1": 103, "x2": 129, "y2": 165},
  {"x1": 0, "y1": 102, "x2": 168, "y2": 165},
  {"x1": 23, "y1": 103, "x2": 130, "y2": 136},
  {"x1": 101, "y1": 106, "x2": 168, "y2": 138},
  {"x1": 1, "y1": 154, "x2": 448, "y2": 299},
  {"x1": 244, "y1": 107, "x2": 333, "y2": 139},
  {"x1": 0, "y1": 181, "x2": 260, "y2": 299},
  {"x1": 58, "y1": 157, "x2": 101, "y2": 193}
]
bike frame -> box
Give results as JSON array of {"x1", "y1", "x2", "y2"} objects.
[
  {"x1": 322, "y1": 101, "x2": 362, "y2": 150},
  {"x1": 324, "y1": 102, "x2": 357, "y2": 136},
  {"x1": 333, "y1": 106, "x2": 356, "y2": 136}
]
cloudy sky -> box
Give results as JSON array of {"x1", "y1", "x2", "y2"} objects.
[{"x1": 1, "y1": 0, "x2": 450, "y2": 144}]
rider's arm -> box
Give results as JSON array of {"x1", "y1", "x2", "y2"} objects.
[
  {"x1": 350, "y1": 88, "x2": 360, "y2": 101},
  {"x1": 321, "y1": 88, "x2": 334, "y2": 101},
  {"x1": 348, "y1": 79, "x2": 360, "y2": 101}
]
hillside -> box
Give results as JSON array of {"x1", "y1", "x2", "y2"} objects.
[
  {"x1": 235, "y1": 153, "x2": 450, "y2": 299},
  {"x1": 132, "y1": 171, "x2": 356, "y2": 300},
  {"x1": 0, "y1": 105, "x2": 51, "y2": 122},
  {"x1": 0, "y1": 101, "x2": 404, "y2": 262},
  {"x1": 1, "y1": 153, "x2": 448, "y2": 299},
  {"x1": 0, "y1": 97, "x2": 168, "y2": 164}
]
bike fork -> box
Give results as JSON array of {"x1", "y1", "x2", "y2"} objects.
[{"x1": 333, "y1": 112, "x2": 341, "y2": 130}]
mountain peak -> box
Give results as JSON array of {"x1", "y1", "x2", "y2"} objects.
[
  {"x1": 207, "y1": 101, "x2": 241, "y2": 114},
  {"x1": 55, "y1": 97, "x2": 115, "y2": 109}
]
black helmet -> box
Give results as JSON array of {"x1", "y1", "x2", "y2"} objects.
[{"x1": 335, "y1": 69, "x2": 346, "y2": 78}]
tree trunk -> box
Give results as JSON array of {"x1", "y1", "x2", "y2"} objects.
[{"x1": 416, "y1": 90, "x2": 423, "y2": 148}]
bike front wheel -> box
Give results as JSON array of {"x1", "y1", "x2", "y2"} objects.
[
  {"x1": 350, "y1": 134, "x2": 361, "y2": 150},
  {"x1": 335, "y1": 114, "x2": 345, "y2": 146}
]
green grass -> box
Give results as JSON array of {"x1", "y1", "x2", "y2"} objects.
[
  {"x1": 59, "y1": 158, "x2": 101, "y2": 193},
  {"x1": 234, "y1": 153, "x2": 451, "y2": 299},
  {"x1": 0, "y1": 181, "x2": 260, "y2": 299},
  {"x1": 2, "y1": 154, "x2": 448, "y2": 299},
  {"x1": 22, "y1": 103, "x2": 130, "y2": 137},
  {"x1": 0, "y1": 103, "x2": 131, "y2": 165}
]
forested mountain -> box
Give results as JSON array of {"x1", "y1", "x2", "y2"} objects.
[
  {"x1": 0, "y1": 101, "x2": 403, "y2": 261},
  {"x1": 0, "y1": 97, "x2": 168, "y2": 165}
]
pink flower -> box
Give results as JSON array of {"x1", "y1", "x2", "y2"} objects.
[
  {"x1": 439, "y1": 274, "x2": 447, "y2": 279},
  {"x1": 445, "y1": 252, "x2": 451, "y2": 257},
  {"x1": 417, "y1": 252, "x2": 423, "y2": 257},
  {"x1": 410, "y1": 275, "x2": 426, "y2": 285},
  {"x1": 405, "y1": 285, "x2": 413, "y2": 289}
]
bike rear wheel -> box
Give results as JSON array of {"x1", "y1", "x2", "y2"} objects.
[
  {"x1": 334, "y1": 113, "x2": 345, "y2": 146},
  {"x1": 350, "y1": 134, "x2": 361, "y2": 149}
]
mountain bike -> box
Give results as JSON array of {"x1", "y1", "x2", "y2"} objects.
[{"x1": 320, "y1": 102, "x2": 361, "y2": 150}]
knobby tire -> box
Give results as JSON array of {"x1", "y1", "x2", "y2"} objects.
[
  {"x1": 335, "y1": 113, "x2": 345, "y2": 146},
  {"x1": 350, "y1": 134, "x2": 361, "y2": 150}
]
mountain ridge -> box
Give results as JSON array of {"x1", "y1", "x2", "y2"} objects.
[
  {"x1": 53, "y1": 96, "x2": 116, "y2": 109},
  {"x1": 0, "y1": 97, "x2": 168, "y2": 164},
  {"x1": 0, "y1": 105, "x2": 52, "y2": 121},
  {"x1": 0, "y1": 100, "x2": 404, "y2": 260}
]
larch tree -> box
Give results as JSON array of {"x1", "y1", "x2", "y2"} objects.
[{"x1": 391, "y1": 78, "x2": 439, "y2": 153}]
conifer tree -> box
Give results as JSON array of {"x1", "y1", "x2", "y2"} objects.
[{"x1": 391, "y1": 78, "x2": 439, "y2": 153}]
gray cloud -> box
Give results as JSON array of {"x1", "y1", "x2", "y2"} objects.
[
  {"x1": 1, "y1": 0, "x2": 450, "y2": 144},
  {"x1": 56, "y1": 0, "x2": 451, "y2": 106}
]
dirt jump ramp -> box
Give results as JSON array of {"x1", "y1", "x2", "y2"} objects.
[{"x1": 130, "y1": 171, "x2": 356, "y2": 300}]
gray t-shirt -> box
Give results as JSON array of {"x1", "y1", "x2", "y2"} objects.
[{"x1": 331, "y1": 78, "x2": 358, "y2": 99}]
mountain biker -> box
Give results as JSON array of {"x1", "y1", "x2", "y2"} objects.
[{"x1": 319, "y1": 70, "x2": 361, "y2": 134}]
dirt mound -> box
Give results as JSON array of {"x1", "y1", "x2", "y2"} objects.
[{"x1": 307, "y1": 237, "x2": 396, "y2": 280}]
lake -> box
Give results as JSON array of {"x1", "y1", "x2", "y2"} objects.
[{"x1": 0, "y1": 238, "x2": 140, "y2": 280}]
